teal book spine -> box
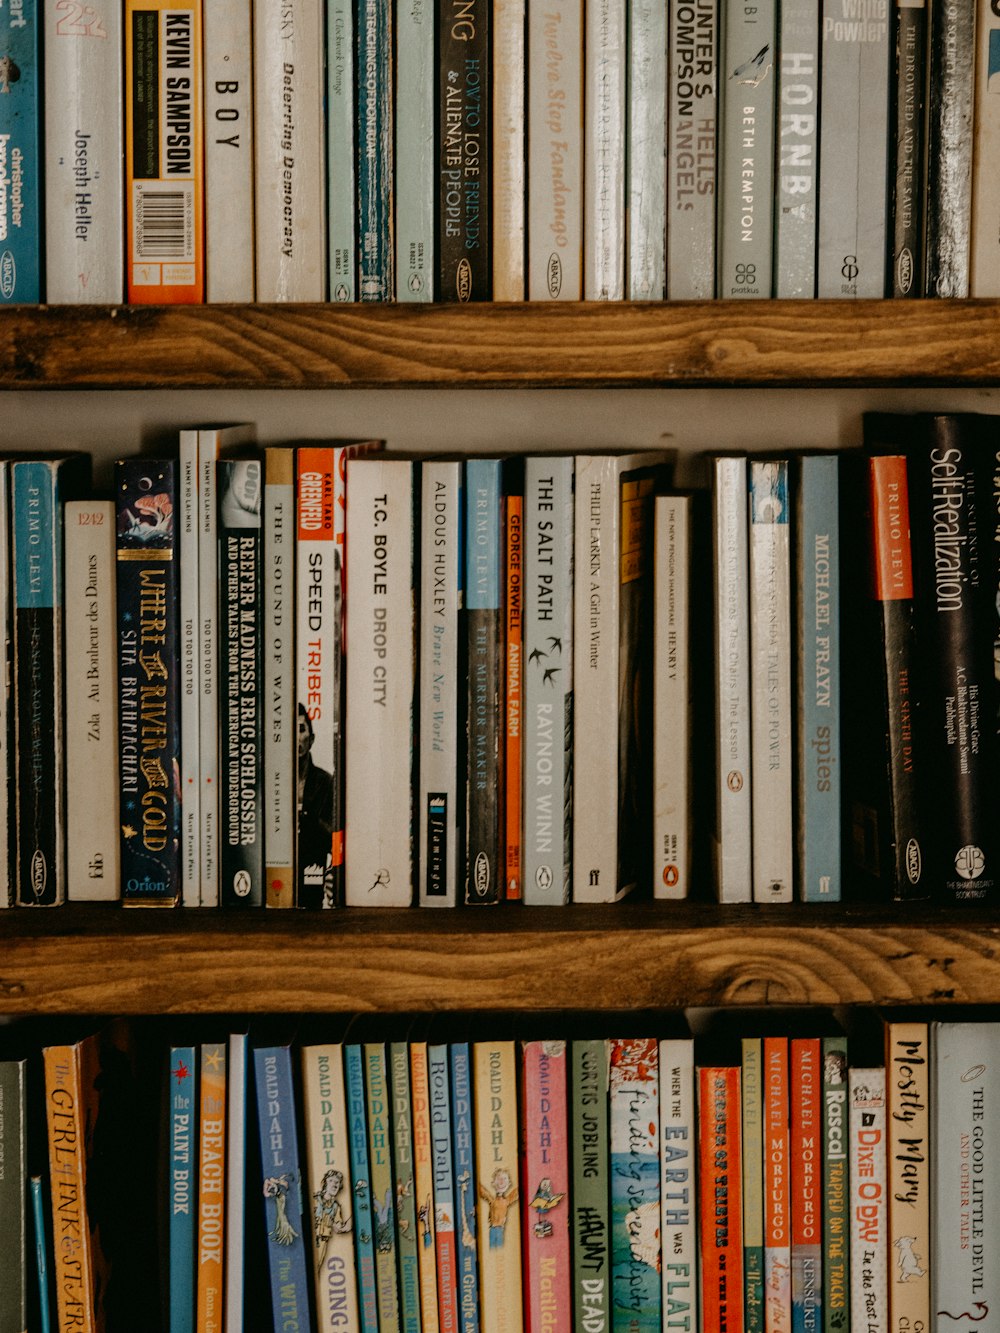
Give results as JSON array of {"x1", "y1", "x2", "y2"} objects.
[
  {"x1": 30, "y1": 1175, "x2": 51, "y2": 1333},
  {"x1": 356, "y1": 0, "x2": 393, "y2": 299},
  {"x1": 364, "y1": 1043, "x2": 401, "y2": 1333},
  {"x1": 0, "y1": 0, "x2": 40, "y2": 301},
  {"x1": 346, "y1": 1043, "x2": 380, "y2": 1333},
  {"x1": 389, "y1": 1043, "x2": 421, "y2": 1333},
  {"x1": 326, "y1": 0, "x2": 356, "y2": 300}
]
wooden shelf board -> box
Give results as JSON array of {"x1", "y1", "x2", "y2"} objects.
[
  {"x1": 3, "y1": 301, "x2": 1000, "y2": 389},
  {"x1": 3, "y1": 904, "x2": 1000, "y2": 1014}
]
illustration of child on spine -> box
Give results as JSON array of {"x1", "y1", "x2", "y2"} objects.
[
  {"x1": 478, "y1": 1166, "x2": 519, "y2": 1248},
  {"x1": 313, "y1": 1168, "x2": 352, "y2": 1270}
]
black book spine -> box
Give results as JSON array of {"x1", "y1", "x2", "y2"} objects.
[
  {"x1": 217, "y1": 458, "x2": 264, "y2": 907},
  {"x1": 437, "y1": 0, "x2": 491, "y2": 301},
  {"x1": 924, "y1": 0, "x2": 975, "y2": 296},
  {"x1": 889, "y1": 0, "x2": 927, "y2": 297}
]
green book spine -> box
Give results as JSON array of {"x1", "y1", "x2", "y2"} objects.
[
  {"x1": 571, "y1": 1039, "x2": 610, "y2": 1333},
  {"x1": 365, "y1": 1043, "x2": 401, "y2": 1333},
  {"x1": 822, "y1": 1037, "x2": 849, "y2": 1332},
  {"x1": 741, "y1": 1038, "x2": 765, "y2": 1333},
  {"x1": 390, "y1": 1043, "x2": 421, "y2": 1333}
]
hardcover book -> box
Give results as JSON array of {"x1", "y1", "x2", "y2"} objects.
[
  {"x1": 196, "y1": 1043, "x2": 226, "y2": 1331},
  {"x1": 473, "y1": 1041, "x2": 522, "y2": 1333},
  {"x1": 0, "y1": 0, "x2": 40, "y2": 302},
  {"x1": 667, "y1": 0, "x2": 718, "y2": 298},
  {"x1": 659, "y1": 1039, "x2": 697, "y2": 1333},
  {"x1": 848, "y1": 1068, "x2": 887, "y2": 1333},
  {"x1": 653, "y1": 494, "x2": 692, "y2": 900},
  {"x1": 437, "y1": 0, "x2": 490, "y2": 300},
  {"x1": 394, "y1": 0, "x2": 433, "y2": 300},
  {"x1": 584, "y1": 0, "x2": 625, "y2": 299},
  {"x1": 263, "y1": 446, "x2": 296, "y2": 907},
  {"x1": 326, "y1": 0, "x2": 356, "y2": 301},
  {"x1": 356, "y1": 0, "x2": 393, "y2": 300},
  {"x1": 204, "y1": 0, "x2": 254, "y2": 301},
  {"x1": 523, "y1": 1041, "x2": 571, "y2": 1333},
  {"x1": 610, "y1": 1038, "x2": 660, "y2": 1333}
]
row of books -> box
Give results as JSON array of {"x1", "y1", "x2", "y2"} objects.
[
  {"x1": 0, "y1": 1014, "x2": 991, "y2": 1332},
  {"x1": 6, "y1": 0, "x2": 1000, "y2": 306}
]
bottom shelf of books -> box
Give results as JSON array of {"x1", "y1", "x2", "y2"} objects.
[{"x1": 0, "y1": 1005, "x2": 994, "y2": 1332}]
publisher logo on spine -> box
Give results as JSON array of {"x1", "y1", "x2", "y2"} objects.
[
  {"x1": 905, "y1": 838, "x2": 922, "y2": 885},
  {"x1": 546, "y1": 253, "x2": 562, "y2": 299},
  {"x1": 456, "y1": 258, "x2": 473, "y2": 302},
  {"x1": 955, "y1": 844, "x2": 985, "y2": 880},
  {"x1": 896, "y1": 248, "x2": 913, "y2": 295},
  {"x1": 30, "y1": 849, "x2": 46, "y2": 900},
  {"x1": 534, "y1": 864, "x2": 553, "y2": 894},
  {"x1": 0, "y1": 250, "x2": 15, "y2": 299},
  {"x1": 473, "y1": 851, "x2": 490, "y2": 898},
  {"x1": 234, "y1": 870, "x2": 251, "y2": 898}
]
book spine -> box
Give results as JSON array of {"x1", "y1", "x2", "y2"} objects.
[
  {"x1": 44, "y1": 1046, "x2": 95, "y2": 1333},
  {"x1": 504, "y1": 490, "x2": 523, "y2": 898},
  {"x1": 345, "y1": 460, "x2": 416, "y2": 906},
  {"x1": 346, "y1": 1043, "x2": 380, "y2": 1333},
  {"x1": 584, "y1": 0, "x2": 625, "y2": 299},
  {"x1": 30, "y1": 1175, "x2": 51, "y2": 1333},
  {"x1": 429, "y1": 1043, "x2": 460, "y2": 1333},
  {"x1": 492, "y1": 0, "x2": 526, "y2": 299},
  {"x1": 667, "y1": 0, "x2": 718, "y2": 298},
  {"x1": 717, "y1": 0, "x2": 776, "y2": 297},
  {"x1": 225, "y1": 1032, "x2": 247, "y2": 1333},
  {"x1": 527, "y1": 0, "x2": 583, "y2": 300},
  {"x1": 925, "y1": 0, "x2": 975, "y2": 296},
  {"x1": 523, "y1": 1041, "x2": 571, "y2": 1333},
  {"x1": 848, "y1": 1068, "x2": 887, "y2": 1333},
  {"x1": 571, "y1": 1039, "x2": 610, "y2": 1333},
  {"x1": 217, "y1": 458, "x2": 263, "y2": 907},
  {"x1": 179, "y1": 432, "x2": 201, "y2": 906},
  {"x1": 253, "y1": 1047, "x2": 311, "y2": 1331},
  {"x1": 790, "y1": 1039, "x2": 822, "y2": 1333},
  {"x1": 523, "y1": 455, "x2": 574, "y2": 905},
  {"x1": 64, "y1": 500, "x2": 120, "y2": 901},
  {"x1": 0, "y1": 464, "x2": 10, "y2": 907},
  {"x1": 473, "y1": 1041, "x2": 523, "y2": 1333},
  {"x1": 394, "y1": 0, "x2": 433, "y2": 301},
  {"x1": 125, "y1": 0, "x2": 204, "y2": 302},
  {"x1": 698, "y1": 1067, "x2": 744, "y2": 1330},
  {"x1": 742, "y1": 1039, "x2": 765, "y2": 1333},
  {"x1": 356, "y1": 0, "x2": 393, "y2": 300},
  {"x1": 197, "y1": 1042, "x2": 226, "y2": 1331},
  {"x1": 411, "y1": 1043, "x2": 442, "y2": 1333},
  {"x1": 609, "y1": 1038, "x2": 660, "y2": 1333},
  {"x1": 419, "y1": 460, "x2": 464, "y2": 907},
  {"x1": 796, "y1": 456, "x2": 841, "y2": 901},
  {"x1": 365, "y1": 1044, "x2": 401, "y2": 1333},
  {"x1": 764, "y1": 1037, "x2": 791, "y2": 1333},
  {"x1": 437, "y1": 0, "x2": 491, "y2": 300},
  {"x1": 711, "y1": 456, "x2": 752, "y2": 902},
  {"x1": 888, "y1": 0, "x2": 927, "y2": 297},
  {"x1": 450, "y1": 1044, "x2": 481, "y2": 1333},
  {"x1": 885, "y1": 1023, "x2": 930, "y2": 1333},
  {"x1": 198, "y1": 434, "x2": 221, "y2": 905},
  {"x1": 749, "y1": 459, "x2": 793, "y2": 902},
  {"x1": 0, "y1": 0, "x2": 40, "y2": 302},
  {"x1": 971, "y1": 0, "x2": 1000, "y2": 294},
  {"x1": 326, "y1": 0, "x2": 356, "y2": 300},
  {"x1": 653, "y1": 494, "x2": 692, "y2": 899},
  {"x1": 0, "y1": 1062, "x2": 26, "y2": 1333},
  {"x1": 43, "y1": 0, "x2": 124, "y2": 302},
  {"x1": 115, "y1": 457, "x2": 181, "y2": 904},
  {"x1": 302, "y1": 1044, "x2": 361, "y2": 1333},
  {"x1": 775, "y1": 0, "x2": 819, "y2": 297},
  {"x1": 821, "y1": 1037, "x2": 849, "y2": 1333},
  {"x1": 659, "y1": 1039, "x2": 697, "y2": 1333},
  {"x1": 390, "y1": 1043, "x2": 422, "y2": 1333},
  {"x1": 816, "y1": 0, "x2": 890, "y2": 296},
  {"x1": 264, "y1": 447, "x2": 296, "y2": 907},
  {"x1": 465, "y1": 459, "x2": 503, "y2": 904},
  {"x1": 204, "y1": 0, "x2": 254, "y2": 301},
  {"x1": 252, "y1": 0, "x2": 325, "y2": 299},
  {"x1": 628, "y1": 0, "x2": 667, "y2": 298}
]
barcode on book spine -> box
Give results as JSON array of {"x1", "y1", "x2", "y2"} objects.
[{"x1": 133, "y1": 184, "x2": 194, "y2": 260}]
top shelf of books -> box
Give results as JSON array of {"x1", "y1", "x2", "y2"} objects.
[{"x1": 5, "y1": 301, "x2": 1000, "y2": 391}]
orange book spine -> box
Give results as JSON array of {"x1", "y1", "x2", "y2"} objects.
[
  {"x1": 197, "y1": 1042, "x2": 227, "y2": 1332},
  {"x1": 763, "y1": 1038, "x2": 790, "y2": 1333},
  {"x1": 44, "y1": 1045, "x2": 97, "y2": 1333},
  {"x1": 505, "y1": 493, "x2": 523, "y2": 898},
  {"x1": 698, "y1": 1066, "x2": 744, "y2": 1332}
]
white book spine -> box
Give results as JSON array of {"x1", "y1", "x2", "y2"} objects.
[
  {"x1": 179, "y1": 431, "x2": 201, "y2": 907},
  {"x1": 849, "y1": 1068, "x2": 887, "y2": 1333},
  {"x1": 64, "y1": 500, "x2": 119, "y2": 901},
  {"x1": 418, "y1": 461, "x2": 463, "y2": 907},
  {"x1": 0, "y1": 465, "x2": 9, "y2": 906},
  {"x1": 748, "y1": 460, "x2": 793, "y2": 903},
  {"x1": 43, "y1": 0, "x2": 124, "y2": 302},
  {"x1": 264, "y1": 448, "x2": 296, "y2": 906},
  {"x1": 659, "y1": 1038, "x2": 698, "y2": 1330},
  {"x1": 712, "y1": 456, "x2": 752, "y2": 903},
  {"x1": 628, "y1": 0, "x2": 668, "y2": 298},
  {"x1": 667, "y1": 0, "x2": 718, "y2": 298},
  {"x1": 395, "y1": 0, "x2": 434, "y2": 301},
  {"x1": 653, "y1": 495, "x2": 691, "y2": 900},
  {"x1": 253, "y1": 0, "x2": 326, "y2": 300},
  {"x1": 775, "y1": 0, "x2": 819, "y2": 297},
  {"x1": 493, "y1": 0, "x2": 527, "y2": 299},
  {"x1": 205, "y1": 0, "x2": 254, "y2": 301},
  {"x1": 584, "y1": 0, "x2": 626, "y2": 299},
  {"x1": 971, "y1": 0, "x2": 1000, "y2": 294},
  {"x1": 345, "y1": 460, "x2": 415, "y2": 906},
  {"x1": 528, "y1": 0, "x2": 583, "y2": 299},
  {"x1": 225, "y1": 1032, "x2": 247, "y2": 1333},
  {"x1": 327, "y1": 0, "x2": 356, "y2": 300}
]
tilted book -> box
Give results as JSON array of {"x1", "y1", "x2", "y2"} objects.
[
  {"x1": 849, "y1": 1068, "x2": 887, "y2": 1333},
  {"x1": 764, "y1": 1037, "x2": 791, "y2": 1333},
  {"x1": 473, "y1": 1041, "x2": 522, "y2": 1333},
  {"x1": 394, "y1": 0, "x2": 433, "y2": 301},
  {"x1": 653, "y1": 494, "x2": 692, "y2": 899},
  {"x1": 0, "y1": 1061, "x2": 26, "y2": 1333},
  {"x1": 821, "y1": 1037, "x2": 849, "y2": 1330},
  {"x1": 326, "y1": 0, "x2": 356, "y2": 301},
  {"x1": 885, "y1": 1022, "x2": 929, "y2": 1333},
  {"x1": 390, "y1": 1042, "x2": 421, "y2": 1333},
  {"x1": 741, "y1": 1038, "x2": 764, "y2": 1333},
  {"x1": 667, "y1": 0, "x2": 718, "y2": 298},
  {"x1": 775, "y1": 0, "x2": 819, "y2": 297},
  {"x1": 356, "y1": 0, "x2": 393, "y2": 300},
  {"x1": 790, "y1": 1039, "x2": 822, "y2": 1332},
  {"x1": 698, "y1": 1067, "x2": 744, "y2": 1331},
  {"x1": 168, "y1": 1046, "x2": 196, "y2": 1333},
  {"x1": 437, "y1": 0, "x2": 490, "y2": 300},
  {"x1": 204, "y1": 0, "x2": 254, "y2": 301},
  {"x1": 610, "y1": 1039, "x2": 660, "y2": 1333},
  {"x1": 659, "y1": 1039, "x2": 697, "y2": 1333},
  {"x1": 0, "y1": 0, "x2": 40, "y2": 302},
  {"x1": 196, "y1": 1043, "x2": 226, "y2": 1331},
  {"x1": 450, "y1": 1044, "x2": 481, "y2": 1333},
  {"x1": 584, "y1": 0, "x2": 625, "y2": 299},
  {"x1": 925, "y1": 0, "x2": 975, "y2": 296},
  {"x1": 364, "y1": 1044, "x2": 401, "y2": 1331},
  {"x1": 264, "y1": 446, "x2": 296, "y2": 907},
  {"x1": 523, "y1": 1041, "x2": 571, "y2": 1333},
  {"x1": 492, "y1": 0, "x2": 526, "y2": 299},
  {"x1": 410, "y1": 1043, "x2": 442, "y2": 1333},
  {"x1": 345, "y1": 1043, "x2": 379, "y2": 1333}
]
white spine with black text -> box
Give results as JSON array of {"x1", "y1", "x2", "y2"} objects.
[{"x1": 205, "y1": 0, "x2": 254, "y2": 300}]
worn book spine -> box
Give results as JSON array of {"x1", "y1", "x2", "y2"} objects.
[
  {"x1": 429, "y1": 1043, "x2": 460, "y2": 1333},
  {"x1": 326, "y1": 0, "x2": 356, "y2": 300},
  {"x1": 394, "y1": 0, "x2": 433, "y2": 300},
  {"x1": 775, "y1": 0, "x2": 819, "y2": 297},
  {"x1": 717, "y1": 0, "x2": 776, "y2": 296},
  {"x1": 741, "y1": 1038, "x2": 764, "y2": 1333},
  {"x1": 204, "y1": 0, "x2": 254, "y2": 301},
  {"x1": 64, "y1": 500, "x2": 120, "y2": 901},
  {"x1": 168, "y1": 1046, "x2": 196, "y2": 1333},
  {"x1": 492, "y1": 0, "x2": 526, "y2": 299},
  {"x1": 125, "y1": 0, "x2": 204, "y2": 302},
  {"x1": 527, "y1": 0, "x2": 583, "y2": 300},
  {"x1": 659, "y1": 1039, "x2": 697, "y2": 1333},
  {"x1": 346, "y1": 1043, "x2": 380, "y2": 1333},
  {"x1": 925, "y1": 0, "x2": 975, "y2": 296},
  {"x1": 364, "y1": 1044, "x2": 401, "y2": 1333},
  {"x1": 504, "y1": 487, "x2": 523, "y2": 899},
  {"x1": 764, "y1": 1037, "x2": 791, "y2": 1333},
  {"x1": 584, "y1": 0, "x2": 625, "y2": 298},
  {"x1": 849, "y1": 1068, "x2": 887, "y2": 1333},
  {"x1": 43, "y1": 0, "x2": 124, "y2": 302},
  {"x1": 473, "y1": 1041, "x2": 522, "y2": 1333},
  {"x1": 522, "y1": 455, "x2": 573, "y2": 906},
  {"x1": 523, "y1": 1041, "x2": 571, "y2": 1333},
  {"x1": 610, "y1": 1038, "x2": 660, "y2": 1333},
  {"x1": 885, "y1": 1022, "x2": 930, "y2": 1333},
  {"x1": 390, "y1": 1043, "x2": 421, "y2": 1333},
  {"x1": 178, "y1": 432, "x2": 200, "y2": 906},
  {"x1": 571, "y1": 1039, "x2": 610, "y2": 1333},
  {"x1": 356, "y1": 0, "x2": 393, "y2": 300},
  {"x1": 654, "y1": 494, "x2": 692, "y2": 899},
  {"x1": 217, "y1": 457, "x2": 263, "y2": 907},
  {"x1": 449, "y1": 1044, "x2": 481, "y2": 1333},
  {"x1": 252, "y1": 0, "x2": 325, "y2": 299},
  {"x1": 821, "y1": 1037, "x2": 849, "y2": 1333},
  {"x1": 668, "y1": 0, "x2": 718, "y2": 298},
  {"x1": 0, "y1": 0, "x2": 40, "y2": 302},
  {"x1": 971, "y1": 0, "x2": 1000, "y2": 294},
  {"x1": 888, "y1": 0, "x2": 926, "y2": 297},
  {"x1": 698, "y1": 1067, "x2": 744, "y2": 1331},
  {"x1": 196, "y1": 1042, "x2": 226, "y2": 1332},
  {"x1": 0, "y1": 1061, "x2": 26, "y2": 1333},
  {"x1": 790, "y1": 1040, "x2": 822, "y2": 1333},
  {"x1": 628, "y1": 0, "x2": 667, "y2": 297},
  {"x1": 438, "y1": 0, "x2": 491, "y2": 299},
  {"x1": 264, "y1": 447, "x2": 296, "y2": 907},
  {"x1": 410, "y1": 1043, "x2": 442, "y2": 1333}
]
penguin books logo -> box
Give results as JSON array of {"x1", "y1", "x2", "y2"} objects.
[
  {"x1": 0, "y1": 250, "x2": 15, "y2": 299},
  {"x1": 546, "y1": 253, "x2": 562, "y2": 299},
  {"x1": 474, "y1": 851, "x2": 490, "y2": 897},
  {"x1": 234, "y1": 870, "x2": 251, "y2": 898},
  {"x1": 456, "y1": 258, "x2": 473, "y2": 302},
  {"x1": 30, "y1": 849, "x2": 46, "y2": 900}
]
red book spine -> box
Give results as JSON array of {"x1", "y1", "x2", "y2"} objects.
[
  {"x1": 764, "y1": 1037, "x2": 790, "y2": 1333},
  {"x1": 505, "y1": 493, "x2": 523, "y2": 898},
  {"x1": 698, "y1": 1066, "x2": 744, "y2": 1333}
]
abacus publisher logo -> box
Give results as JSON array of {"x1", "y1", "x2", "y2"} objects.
[
  {"x1": 456, "y1": 258, "x2": 473, "y2": 302},
  {"x1": 906, "y1": 838, "x2": 921, "y2": 885},
  {"x1": 547, "y1": 253, "x2": 562, "y2": 299},
  {"x1": 473, "y1": 851, "x2": 490, "y2": 897},
  {"x1": 30, "y1": 849, "x2": 46, "y2": 899},
  {"x1": 896, "y1": 248, "x2": 913, "y2": 295},
  {"x1": 0, "y1": 250, "x2": 15, "y2": 299}
]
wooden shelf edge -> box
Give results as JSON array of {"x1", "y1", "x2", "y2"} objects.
[
  {"x1": 3, "y1": 904, "x2": 1000, "y2": 1013},
  {"x1": 3, "y1": 301, "x2": 1000, "y2": 389}
]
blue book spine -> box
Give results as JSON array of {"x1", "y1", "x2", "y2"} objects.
[
  {"x1": 169, "y1": 1046, "x2": 197, "y2": 1333},
  {"x1": 253, "y1": 1046, "x2": 311, "y2": 1333},
  {"x1": 795, "y1": 455, "x2": 841, "y2": 901},
  {"x1": 364, "y1": 1043, "x2": 401, "y2": 1333},
  {"x1": 464, "y1": 458, "x2": 503, "y2": 904},
  {"x1": 356, "y1": 0, "x2": 393, "y2": 299},
  {"x1": 327, "y1": 0, "x2": 357, "y2": 300},
  {"x1": 30, "y1": 1176, "x2": 51, "y2": 1333},
  {"x1": 346, "y1": 1043, "x2": 380, "y2": 1333},
  {"x1": 449, "y1": 1043, "x2": 480, "y2": 1333},
  {"x1": 428, "y1": 1042, "x2": 460, "y2": 1329},
  {"x1": 0, "y1": 0, "x2": 40, "y2": 302}
]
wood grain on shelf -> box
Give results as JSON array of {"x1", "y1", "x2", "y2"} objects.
[
  {"x1": 3, "y1": 301, "x2": 1000, "y2": 389},
  {"x1": 2, "y1": 904, "x2": 1000, "y2": 1014}
]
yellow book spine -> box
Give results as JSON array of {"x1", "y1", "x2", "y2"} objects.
[
  {"x1": 197, "y1": 1043, "x2": 227, "y2": 1332},
  {"x1": 885, "y1": 1021, "x2": 930, "y2": 1333},
  {"x1": 44, "y1": 1045, "x2": 96, "y2": 1333}
]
